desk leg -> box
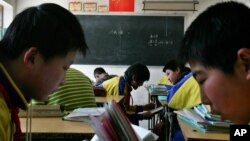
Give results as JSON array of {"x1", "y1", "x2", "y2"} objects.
[
  {"x1": 164, "y1": 107, "x2": 175, "y2": 141},
  {"x1": 151, "y1": 95, "x2": 157, "y2": 130}
]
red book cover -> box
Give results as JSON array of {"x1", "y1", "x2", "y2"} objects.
[{"x1": 109, "y1": 0, "x2": 134, "y2": 12}]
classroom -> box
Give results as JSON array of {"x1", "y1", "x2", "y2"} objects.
[
  {"x1": 0, "y1": 0, "x2": 248, "y2": 83},
  {"x1": 0, "y1": 0, "x2": 250, "y2": 141}
]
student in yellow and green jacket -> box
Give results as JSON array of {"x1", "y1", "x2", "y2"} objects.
[{"x1": 99, "y1": 63, "x2": 155, "y2": 125}]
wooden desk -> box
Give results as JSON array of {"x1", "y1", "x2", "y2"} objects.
[
  {"x1": 95, "y1": 95, "x2": 123, "y2": 105},
  {"x1": 20, "y1": 117, "x2": 94, "y2": 141},
  {"x1": 177, "y1": 117, "x2": 229, "y2": 141}
]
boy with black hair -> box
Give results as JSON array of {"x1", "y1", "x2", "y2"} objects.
[
  {"x1": 0, "y1": 3, "x2": 88, "y2": 141},
  {"x1": 178, "y1": 1, "x2": 250, "y2": 124}
]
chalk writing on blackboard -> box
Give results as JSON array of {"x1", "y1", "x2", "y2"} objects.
[
  {"x1": 75, "y1": 15, "x2": 184, "y2": 66},
  {"x1": 147, "y1": 34, "x2": 173, "y2": 47}
]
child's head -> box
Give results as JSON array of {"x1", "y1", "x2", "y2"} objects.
[
  {"x1": 0, "y1": 3, "x2": 87, "y2": 61},
  {"x1": 94, "y1": 67, "x2": 108, "y2": 81},
  {"x1": 178, "y1": 2, "x2": 250, "y2": 124},
  {"x1": 164, "y1": 59, "x2": 190, "y2": 84},
  {"x1": 124, "y1": 63, "x2": 150, "y2": 90},
  {"x1": 0, "y1": 3, "x2": 87, "y2": 101}
]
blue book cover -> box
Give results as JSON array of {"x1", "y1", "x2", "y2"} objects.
[{"x1": 175, "y1": 108, "x2": 230, "y2": 133}]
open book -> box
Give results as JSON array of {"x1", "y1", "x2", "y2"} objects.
[
  {"x1": 87, "y1": 100, "x2": 158, "y2": 141},
  {"x1": 63, "y1": 107, "x2": 105, "y2": 121}
]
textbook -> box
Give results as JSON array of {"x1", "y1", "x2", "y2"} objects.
[
  {"x1": 88, "y1": 100, "x2": 158, "y2": 141},
  {"x1": 174, "y1": 105, "x2": 233, "y2": 133}
]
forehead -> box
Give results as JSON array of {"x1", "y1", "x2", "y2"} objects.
[{"x1": 95, "y1": 74, "x2": 101, "y2": 77}]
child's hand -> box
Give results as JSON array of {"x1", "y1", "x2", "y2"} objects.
[{"x1": 143, "y1": 103, "x2": 155, "y2": 111}]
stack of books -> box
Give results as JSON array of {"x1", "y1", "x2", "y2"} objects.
[{"x1": 174, "y1": 104, "x2": 233, "y2": 133}]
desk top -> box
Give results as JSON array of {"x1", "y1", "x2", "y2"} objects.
[
  {"x1": 177, "y1": 117, "x2": 229, "y2": 141},
  {"x1": 95, "y1": 95, "x2": 123, "y2": 104},
  {"x1": 20, "y1": 117, "x2": 94, "y2": 134}
]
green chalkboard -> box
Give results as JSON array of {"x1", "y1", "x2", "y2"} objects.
[{"x1": 75, "y1": 15, "x2": 184, "y2": 66}]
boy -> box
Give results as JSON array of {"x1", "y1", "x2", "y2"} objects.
[
  {"x1": 158, "y1": 60, "x2": 201, "y2": 141},
  {"x1": 178, "y1": 1, "x2": 250, "y2": 124},
  {"x1": 0, "y1": 3, "x2": 87, "y2": 141},
  {"x1": 164, "y1": 59, "x2": 201, "y2": 110}
]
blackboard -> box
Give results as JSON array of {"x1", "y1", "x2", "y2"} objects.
[{"x1": 75, "y1": 15, "x2": 184, "y2": 66}]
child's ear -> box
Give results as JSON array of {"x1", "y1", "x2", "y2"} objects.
[
  {"x1": 23, "y1": 47, "x2": 39, "y2": 69},
  {"x1": 176, "y1": 67, "x2": 181, "y2": 74},
  {"x1": 237, "y1": 48, "x2": 250, "y2": 80}
]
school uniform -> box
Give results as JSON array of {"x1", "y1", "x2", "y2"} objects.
[
  {"x1": 158, "y1": 75, "x2": 173, "y2": 85},
  {"x1": 167, "y1": 72, "x2": 201, "y2": 110},
  {"x1": 0, "y1": 63, "x2": 28, "y2": 141},
  {"x1": 167, "y1": 72, "x2": 201, "y2": 141}
]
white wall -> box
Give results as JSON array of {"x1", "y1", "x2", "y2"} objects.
[{"x1": 0, "y1": 0, "x2": 13, "y2": 28}]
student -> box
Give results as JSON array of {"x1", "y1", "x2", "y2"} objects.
[
  {"x1": 0, "y1": 3, "x2": 87, "y2": 141},
  {"x1": 160, "y1": 60, "x2": 201, "y2": 141},
  {"x1": 178, "y1": 1, "x2": 250, "y2": 124},
  {"x1": 100, "y1": 63, "x2": 155, "y2": 125},
  {"x1": 33, "y1": 68, "x2": 97, "y2": 111},
  {"x1": 164, "y1": 60, "x2": 201, "y2": 110},
  {"x1": 93, "y1": 67, "x2": 117, "y2": 86}
]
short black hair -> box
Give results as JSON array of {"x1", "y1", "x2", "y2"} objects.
[
  {"x1": 124, "y1": 63, "x2": 150, "y2": 85},
  {"x1": 163, "y1": 59, "x2": 190, "y2": 73},
  {"x1": 94, "y1": 67, "x2": 106, "y2": 75},
  {"x1": 0, "y1": 3, "x2": 88, "y2": 61},
  {"x1": 178, "y1": 1, "x2": 250, "y2": 74}
]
